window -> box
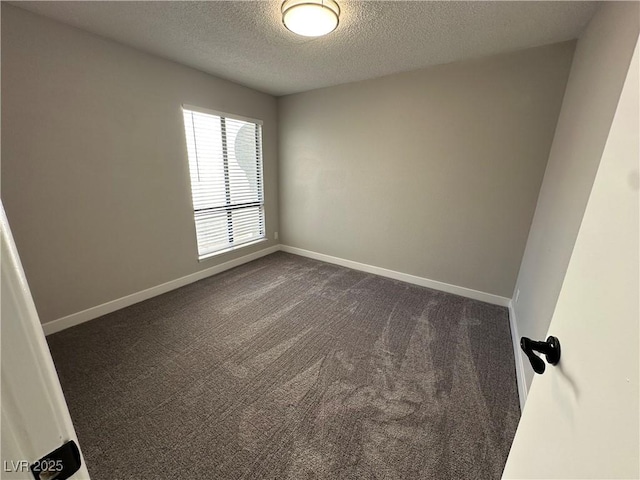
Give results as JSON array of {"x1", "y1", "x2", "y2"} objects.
[{"x1": 182, "y1": 105, "x2": 265, "y2": 259}]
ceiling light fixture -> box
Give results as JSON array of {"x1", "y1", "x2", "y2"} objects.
[{"x1": 282, "y1": 0, "x2": 340, "y2": 37}]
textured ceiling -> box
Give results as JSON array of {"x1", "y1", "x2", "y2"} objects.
[{"x1": 11, "y1": 1, "x2": 599, "y2": 96}]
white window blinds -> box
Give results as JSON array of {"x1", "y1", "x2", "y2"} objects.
[{"x1": 182, "y1": 106, "x2": 265, "y2": 259}]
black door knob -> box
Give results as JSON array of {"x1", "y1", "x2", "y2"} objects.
[{"x1": 520, "y1": 336, "x2": 561, "y2": 374}]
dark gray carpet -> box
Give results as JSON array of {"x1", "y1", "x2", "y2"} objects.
[{"x1": 47, "y1": 252, "x2": 519, "y2": 480}]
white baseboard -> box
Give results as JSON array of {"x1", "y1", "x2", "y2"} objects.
[
  {"x1": 44, "y1": 243, "x2": 514, "y2": 340},
  {"x1": 280, "y1": 245, "x2": 511, "y2": 307},
  {"x1": 42, "y1": 245, "x2": 280, "y2": 336},
  {"x1": 508, "y1": 301, "x2": 528, "y2": 412}
]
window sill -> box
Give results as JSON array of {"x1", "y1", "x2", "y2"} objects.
[{"x1": 198, "y1": 237, "x2": 268, "y2": 262}]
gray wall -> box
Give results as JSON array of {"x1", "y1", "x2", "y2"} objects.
[
  {"x1": 278, "y1": 42, "x2": 575, "y2": 298},
  {"x1": 1, "y1": 5, "x2": 279, "y2": 324},
  {"x1": 512, "y1": 2, "x2": 640, "y2": 388}
]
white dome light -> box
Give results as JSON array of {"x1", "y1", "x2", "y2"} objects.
[{"x1": 282, "y1": 0, "x2": 340, "y2": 37}]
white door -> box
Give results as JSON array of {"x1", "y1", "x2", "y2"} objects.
[
  {"x1": 503, "y1": 38, "x2": 639, "y2": 479},
  {"x1": 1, "y1": 202, "x2": 90, "y2": 480}
]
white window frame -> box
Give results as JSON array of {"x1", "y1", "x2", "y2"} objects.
[{"x1": 182, "y1": 104, "x2": 266, "y2": 260}]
